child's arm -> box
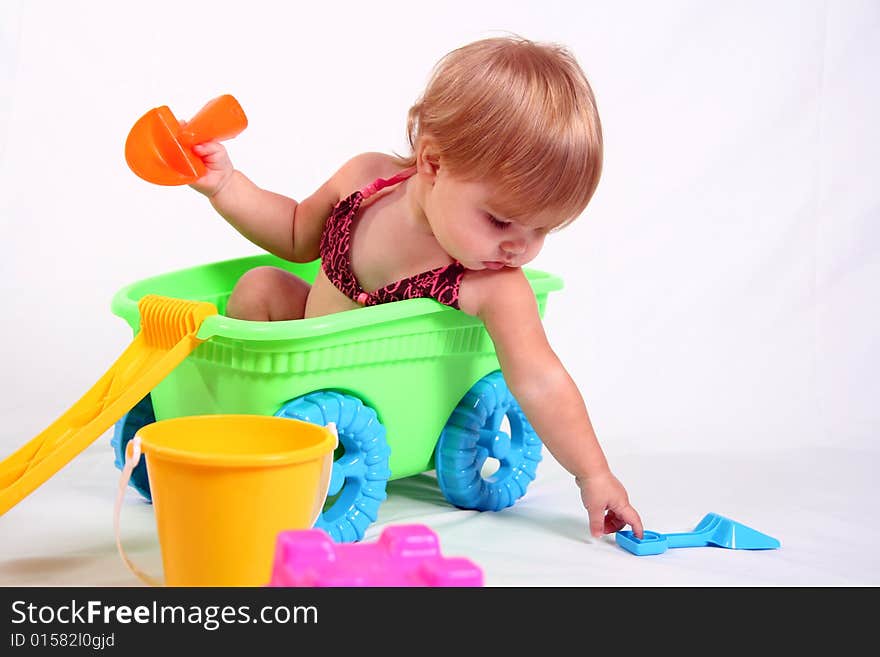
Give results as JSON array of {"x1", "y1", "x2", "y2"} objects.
[
  {"x1": 459, "y1": 268, "x2": 644, "y2": 539},
  {"x1": 190, "y1": 144, "x2": 376, "y2": 263}
]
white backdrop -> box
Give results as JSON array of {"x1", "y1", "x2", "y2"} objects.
[{"x1": 1, "y1": 0, "x2": 878, "y2": 586}]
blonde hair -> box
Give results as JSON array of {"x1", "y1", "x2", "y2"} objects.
[{"x1": 396, "y1": 35, "x2": 603, "y2": 228}]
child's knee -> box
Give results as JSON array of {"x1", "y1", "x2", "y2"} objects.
[
  {"x1": 226, "y1": 266, "x2": 308, "y2": 321},
  {"x1": 236, "y1": 266, "x2": 284, "y2": 293}
]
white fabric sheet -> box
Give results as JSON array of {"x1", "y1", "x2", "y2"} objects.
[
  {"x1": 0, "y1": 436, "x2": 876, "y2": 586},
  {"x1": 1, "y1": 1, "x2": 878, "y2": 587}
]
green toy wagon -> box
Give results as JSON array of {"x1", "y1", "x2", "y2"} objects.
[{"x1": 110, "y1": 253, "x2": 563, "y2": 542}]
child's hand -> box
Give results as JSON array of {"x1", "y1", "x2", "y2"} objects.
[
  {"x1": 576, "y1": 470, "x2": 644, "y2": 539},
  {"x1": 189, "y1": 141, "x2": 234, "y2": 198}
]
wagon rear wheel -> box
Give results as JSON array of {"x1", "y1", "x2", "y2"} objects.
[
  {"x1": 435, "y1": 371, "x2": 543, "y2": 511},
  {"x1": 275, "y1": 391, "x2": 390, "y2": 543}
]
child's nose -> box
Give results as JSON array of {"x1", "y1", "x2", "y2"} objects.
[{"x1": 501, "y1": 239, "x2": 527, "y2": 256}]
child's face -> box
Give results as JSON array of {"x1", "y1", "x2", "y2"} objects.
[{"x1": 423, "y1": 169, "x2": 553, "y2": 271}]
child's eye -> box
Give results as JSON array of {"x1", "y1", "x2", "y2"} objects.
[{"x1": 487, "y1": 214, "x2": 511, "y2": 229}]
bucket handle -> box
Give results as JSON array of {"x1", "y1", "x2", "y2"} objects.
[
  {"x1": 113, "y1": 424, "x2": 338, "y2": 587},
  {"x1": 113, "y1": 436, "x2": 162, "y2": 586}
]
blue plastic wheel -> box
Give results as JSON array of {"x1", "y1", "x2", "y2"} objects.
[
  {"x1": 110, "y1": 393, "x2": 155, "y2": 502},
  {"x1": 275, "y1": 391, "x2": 391, "y2": 543},
  {"x1": 435, "y1": 371, "x2": 543, "y2": 511}
]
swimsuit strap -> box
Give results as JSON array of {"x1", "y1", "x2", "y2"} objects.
[{"x1": 359, "y1": 166, "x2": 417, "y2": 199}]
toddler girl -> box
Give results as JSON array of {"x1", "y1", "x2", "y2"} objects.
[{"x1": 190, "y1": 36, "x2": 644, "y2": 540}]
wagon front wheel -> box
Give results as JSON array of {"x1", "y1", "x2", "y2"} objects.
[
  {"x1": 275, "y1": 391, "x2": 390, "y2": 543},
  {"x1": 110, "y1": 393, "x2": 155, "y2": 502},
  {"x1": 435, "y1": 371, "x2": 543, "y2": 511}
]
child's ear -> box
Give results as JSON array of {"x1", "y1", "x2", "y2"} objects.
[{"x1": 416, "y1": 136, "x2": 440, "y2": 180}]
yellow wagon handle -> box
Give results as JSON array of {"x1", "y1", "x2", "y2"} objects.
[{"x1": 0, "y1": 295, "x2": 218, "y2": 516}]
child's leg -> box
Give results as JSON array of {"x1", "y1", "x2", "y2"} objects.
[{"x1": 225, "y1": 266, "x2": 310, "y2": 321}]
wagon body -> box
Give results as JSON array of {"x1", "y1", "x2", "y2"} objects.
[{"x1": 112, "y1": 254, "x2": 563, "y2": 480}]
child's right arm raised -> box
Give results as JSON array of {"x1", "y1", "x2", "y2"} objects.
[{"x1": 189, "y1": 142, "x2": 358, "y2": 263}]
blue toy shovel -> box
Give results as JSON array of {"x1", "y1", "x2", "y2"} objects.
[{"x1": 616, "y1": 512, "x2": 780, "y2": 556}]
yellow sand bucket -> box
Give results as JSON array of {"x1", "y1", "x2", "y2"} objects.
[{"x1": 115, "y1": 415, "x2": 335, "y2": 587}]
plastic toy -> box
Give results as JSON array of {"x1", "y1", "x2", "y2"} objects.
[
  {"x1": 269, "y1": 524, "x2": 483, "y2": 586},
  {"x1": 114, "y1": 416, "x2": 336, "y2": 587},
  {"x1": 615, "y1": 512, "x2": 781, "y2": 556},
  {"x1": 125, "y1": 94, "x2": 247, "y2": 186}
]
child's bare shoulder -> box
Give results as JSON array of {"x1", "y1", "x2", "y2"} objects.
[
  {"x1": 458, "y1": 267, "x2": 537, "y2": 317},
  {"x1": 331, "y1": 152, "x2": 403, "y2": 195}
]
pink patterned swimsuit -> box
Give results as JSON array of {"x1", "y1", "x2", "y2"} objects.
[{"x1": 319, "y1": 167, "x2": 466, "y2": 309}]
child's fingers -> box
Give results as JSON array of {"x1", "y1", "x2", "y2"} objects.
[
  {"x1": 191, "y1": 141, "x2": 227, "y2": 158},
  {"x1": 191, "y1": 143, "x2": 231, "y2": 172},
  {"x1": 603, "y1": 510, "x2": 628, "y2": 535},
  {"x1": 587, "y1": 507, "x2": 605, "y2": 538},
  {"x1": 614, "y1": 504, "x2": 643, "y2": 539}
]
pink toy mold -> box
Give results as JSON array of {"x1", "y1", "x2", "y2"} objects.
[{"x1": 269, "y1": 523, "x2": 483, "y2": 587}]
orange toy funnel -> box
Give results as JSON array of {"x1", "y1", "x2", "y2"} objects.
[{"x1": 125, "y1": 94, "x2": 248, "y2": 186}]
